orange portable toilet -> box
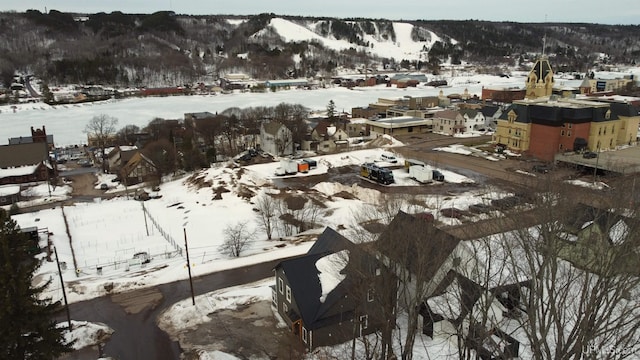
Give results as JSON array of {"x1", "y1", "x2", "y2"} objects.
[{"x1": 297, "y1": 161, "x2": 309, "y2": 173}]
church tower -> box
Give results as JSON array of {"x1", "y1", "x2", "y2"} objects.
[{"x1": 525, "y1": 55, "x2": 554, "y2": 99}]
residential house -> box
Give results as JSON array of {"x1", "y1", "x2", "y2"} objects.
[
  {"x1": 273, "y1": 227, "x2": 390, "y2": 351},
  {"x1": 424, "y1": 271, "x2": 526, "y2": 359},
  {"x1": 0, "y1": 185, "x2": 21, "y2": 205},
  {"x1": 480, "y1": 105, "x2": 502, "y2": 131},
  {"x1": 376, "y1": 211, "x2": 529, "y2": 359},
  {"x1": 119, "y1": 152, "x2": 158, "y2": 185},
  {"x1": 303, "y1": 120, "x2": 349, "y2": 152},
  {"x1": 260, "y1": 121, "x2": 294, "y2": 156},
  {"x1": 459, "y1": 109, "x2": 486, "y2": 133},
  {"x1": 106, "y1": 146, "x2": 138, "y2": 173},
  {"x1": 346, "y1": 118, "x2": 370, "y2": 138},
  {"x1": 557, "y1": 204, "x2": 640, "y2": 274},
  {"x1": 433, "y1": 109, "x2": 465, "y2": 136},
  {"x1": 0, "y1": 142, "x2": 56, "y2": 185},
  {"x1": 375, "y1": 211, "x2": 462, "y2": 305}
]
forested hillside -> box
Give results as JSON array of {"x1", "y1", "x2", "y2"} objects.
[{"x1": 1, "y1": 10, "x2": 639, "y2": 88}]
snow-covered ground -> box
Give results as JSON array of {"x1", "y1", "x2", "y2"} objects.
[
  {"x1": 13, "y1": 147, "x2": 494, "y2": 305},
  {"x1": 2, "y1": 71, "x2": 629, "y2": 358}
]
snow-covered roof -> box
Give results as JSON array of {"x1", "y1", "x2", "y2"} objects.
[
  {"x1": 0, "y1": 185, "x2": 20, "y2": 196},
  {"x1": 0, "y1": 164, "x2": 39, "y2": 179},
  {"x1": 316, "y1": 250, "x2": 349, "y2": 303}
]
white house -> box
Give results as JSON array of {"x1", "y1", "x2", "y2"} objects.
[
  {"x1": 459, "y1": 109, "x2": 487, "y2": 132},
  {"x1": 260, "y1": 121, "x2": 294, "y2": 156}
]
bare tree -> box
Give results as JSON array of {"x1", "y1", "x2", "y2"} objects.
[
  {"x1": 254, "y1": 193, "x2": 277, "y2": 240},
  {"x1": 219, "y1": 221, "x2": 255, "y2": 257},
  {"x1": 84, "y1": 114, "x2": 118, "y2": 172},
  {"x1": 501, "y1": 179, "x2": 640, "y2": 360}
]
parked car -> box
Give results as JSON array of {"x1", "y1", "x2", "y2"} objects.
[
  {"x1": 100, "y1": 183, "x2": 108, "y2": 190},
  {"x1": 432, "y1": 170, "x2": 445, "y2": 182},
  {"x1": 583, "y1": 151, "x2": 598, "y2": 159},
  {"x1": 381, "y1": 152, "x2": 398, "y2": 163},
  {"x1": 532, "y1": 164, "x2": 550, "y2": 174}
]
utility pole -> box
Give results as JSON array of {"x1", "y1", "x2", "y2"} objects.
[
  {"x1": 54, "y1": 246, "x2": 72, "y2": 330},
  {"x1": 593, "y1": 146, "x2": 600, "y2": 184},
  {"x1": 184, "y1": 228, "x2": 195, "y2": 305}
]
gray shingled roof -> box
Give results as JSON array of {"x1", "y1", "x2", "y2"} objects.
[
  {"x1": 375, "y1": 211, "x2": 460, "y2": 280},
  {"x1": 276, "y1": 227, "x2": 357, "y2": 330},
  {"x1": 0, "y1": 142, "x2": 49, "y2": 168}
]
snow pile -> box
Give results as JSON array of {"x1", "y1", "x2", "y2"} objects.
[{"x1": 59, "y1": 320, "x2": 113, "y2": 350}]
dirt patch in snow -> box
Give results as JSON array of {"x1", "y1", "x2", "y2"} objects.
[{"x1": 176, "y1": 301, "x2": 304, "y2": 360}]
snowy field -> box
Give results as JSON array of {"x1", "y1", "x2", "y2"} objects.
[{"x1": 12, "y1": 146, "x2": 511, "y2": 305}]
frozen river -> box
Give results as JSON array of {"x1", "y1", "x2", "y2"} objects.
[{"x1": 0, "y1": 73, "x2": 542, "y2": 147}]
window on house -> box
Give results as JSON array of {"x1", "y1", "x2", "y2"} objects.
[
  {"x1": 559, "y1": 143, "x2": 564, "y2": 150},
  {"x1": 279, "y1": 278, "x2": 284, "y2": 294},
  {"x1": 286, "y1": 285, "x2": 291, "y2": 303},
  {"x1": 610, "y1": 139, "x2": 613, "y2": 147},
  {"x1": 568, "y1": 131, "x2": 571, "y2": 137},
  {"x1": 283, "y1": 303, "x2": 288, "y2": 313},
  {"x1": 302, "y1": 327, "x2": 308, "y2": 343},
  {"x1": 360, "y1": 315, "x2": 369, "y2": 330},
  {"x1": 367, "y1": 288, "x2": 374, "y2": 302},
  {"x1": 375, "y1": 267, "x2": 381, "y2": 276},
  {"x1": 569, "y1": 123, "x2": 573, "y2": 129},
  {"x1": 561, "y1": 130, "x2": 565, "y2": 136}
]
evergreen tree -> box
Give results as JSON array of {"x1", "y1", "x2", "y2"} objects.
[
  {"x1": 326, "y1": 99, "x2": 336, "y2": 120},
  {"x1": 0, "y1": 209, "x2": 72, "y2": 359}
]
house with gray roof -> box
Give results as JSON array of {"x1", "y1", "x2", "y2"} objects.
[
  {"x1": 0, "y1": 142, "x2": 56, "y2": 185},
  {"x1": 273, "y1": 227, "x2": 390, "y2": 351}
]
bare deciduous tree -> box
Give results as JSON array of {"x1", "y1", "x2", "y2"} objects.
[
  {"x1": 255, "y1": 193, "x2": 277, "y2": 240},
  {"x1": 219, "y1": 221, "x2": 255, "y2": 257},
  {"x1": 84, "y1": 114, "x2": 118, "y2": 172}
]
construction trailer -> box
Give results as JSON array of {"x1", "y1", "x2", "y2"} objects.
[
  {"x1": 360, "y1": 163, "x2": 395, "y2": 185},
  {"x1": 409, "y1": 164, "x2": 434, "y2": 183},
  {"x1": 404, "y1": 158, "x2": 426, "y2": 170},
  {"x1": 275, "y1": 159, "x2": 299, "y2": 176}
]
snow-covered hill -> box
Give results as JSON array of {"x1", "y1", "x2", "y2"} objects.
[{"x1": 254, "y1": 17, "x2": 447, "y2": 61}]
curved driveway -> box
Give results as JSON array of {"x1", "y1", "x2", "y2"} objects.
[{"x1": 58, "y1": 259, "x2": 285, "y2": 360}]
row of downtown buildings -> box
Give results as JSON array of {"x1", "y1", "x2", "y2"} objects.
[{"x1": 349, "y1": 57, "x2": 640, "y2": 162}]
